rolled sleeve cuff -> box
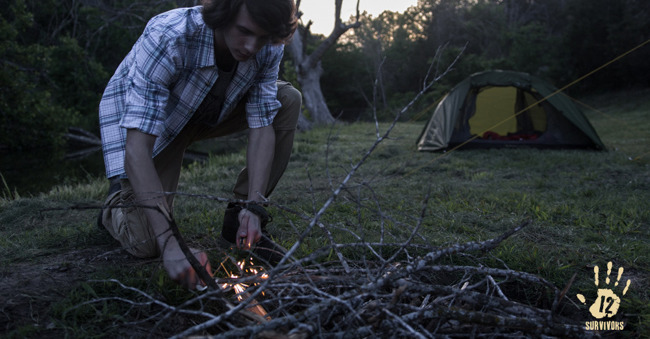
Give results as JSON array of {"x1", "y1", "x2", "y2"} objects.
[
  {"x1": 120, "y1": 113, "x2": 165, "y2": 137},
  {"x1": 246, "y1": 100, "x2": 281, "y2": 128}
]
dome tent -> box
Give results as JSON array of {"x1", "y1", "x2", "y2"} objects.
[{"x1": 417, "y1": 70, "x2": 605, "y2": 151}]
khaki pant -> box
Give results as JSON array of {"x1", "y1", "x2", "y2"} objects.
[{"x1": 101, "y1": 81, "x2": 302, "y2": 258}]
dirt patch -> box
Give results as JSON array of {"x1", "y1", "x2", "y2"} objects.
[{"x1": 0, "y1": 245, "x2": 138, "y2": 335}]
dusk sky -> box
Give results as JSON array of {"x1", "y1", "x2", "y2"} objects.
[{"x1": 299, "y1": 0, "x2": 418, "y2": 34}]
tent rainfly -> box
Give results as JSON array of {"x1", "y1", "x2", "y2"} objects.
[{"x1": 417, "y1": 70, "x2": 605, "y2": 151}]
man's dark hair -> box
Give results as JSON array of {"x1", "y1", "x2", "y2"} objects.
[{"x1": 201, "y1": 0, "x2": 297, "y2": 43}]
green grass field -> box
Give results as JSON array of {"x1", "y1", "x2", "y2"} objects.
[{"x1": 1, "y1": 89, "x2": 648, "y2": 337}]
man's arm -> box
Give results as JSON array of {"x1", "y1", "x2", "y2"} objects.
[
  {"x1": 237, "y1": 125, "x2": 275, "y2": 249},
  {"x1": 124, "y1": 129, "x2": 170, "y2": 248},
  {"x1": 125, "y1": 129, "x2": 210, "y2": 289}
]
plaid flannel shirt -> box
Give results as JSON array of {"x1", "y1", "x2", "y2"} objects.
[{"x1": 99, "y1": 6, "x2": 283, "y2": 178}]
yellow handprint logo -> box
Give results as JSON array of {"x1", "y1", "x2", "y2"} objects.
[{"x1": 576, "y1": 262, "x2": 631, "y2": 319}]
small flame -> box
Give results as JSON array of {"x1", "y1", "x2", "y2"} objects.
[{"x1": 215, "y1": 258, "x2": 270, "y2": 318}]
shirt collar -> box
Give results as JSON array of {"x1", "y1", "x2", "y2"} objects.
[{"x1": 196, "y1": 25, "x2": 216, "y2": 68}]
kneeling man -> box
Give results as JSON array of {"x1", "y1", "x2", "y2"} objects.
[{"x1": 98, "y1": 0, "x2": 300, "y2": 289}]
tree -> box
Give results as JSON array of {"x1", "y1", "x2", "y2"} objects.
[
  {"x1": 0, "y1": 0, "x2": 189, "y2": 150},
  {"x1": 564, "y1": 0, "x2": 650, "y2": 91},
  {"x1": 286, "y1": 0, "x2": 361, "y2": 128},
  {"x1": 0, "y1": 0, "x2": 81, "y2": 149},
  {"x1": 318, "y1": 41, "x2": 373, "y2": 121}
]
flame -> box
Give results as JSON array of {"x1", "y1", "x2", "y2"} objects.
[{"x1": 216, "y1": 258, "x2": 270, "y2": 319}]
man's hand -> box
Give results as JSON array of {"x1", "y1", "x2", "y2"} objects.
[
  {"x1": 162, "y1": 239, "x2": 212, "y2": 290},
  {"x1": 236, "y1": 209, "x2": 263, "y2": 249}
]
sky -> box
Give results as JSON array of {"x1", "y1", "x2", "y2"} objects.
[{"x1": 299, "y1": 0, "x2": 418, "y2": 35}]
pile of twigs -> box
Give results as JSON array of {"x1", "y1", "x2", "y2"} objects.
[
  {"x1": 150, "y1": 220, "x2": 589, "y2": 338},
  {"x1": 85, "y1": 218, "x2": 592, "y2": 338}
]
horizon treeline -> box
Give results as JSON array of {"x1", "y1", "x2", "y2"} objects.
[{"x1": 1, "y1": 0, "x2": 648, "y2": 149}]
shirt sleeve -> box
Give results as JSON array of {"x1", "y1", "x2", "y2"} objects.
[
  {"x1": 120, "y1": 24, "x2": 180, "y2": 137},
  {"x1": 245, "y1": 45, "x2": 284, "y2": 129}
]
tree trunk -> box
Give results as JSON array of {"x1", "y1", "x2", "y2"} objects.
[
  {"x1": 287, "y1": 0, "x2": 361, "y2": 127},
  {"x1": 297, "y1": 60, "x2": 335, "y2": 125}
]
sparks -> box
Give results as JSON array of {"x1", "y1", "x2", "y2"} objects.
[{"x1": 213, "y1": 258, "x2": 270, "y2": 319}]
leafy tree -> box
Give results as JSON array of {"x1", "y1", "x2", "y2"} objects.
[
  {"x1": 0, "y1": 0, "x2": 80, "y2": 149},
  {"x1": 1, "y1": 0, "x2": 183, "y2": 150},
  {"x1": 506, "y1": 22, "x2": 566, "y2": 81},
  {"x1": 564, "y1": 0, "x2": 650, "y2": 91},
  {"x1": 320, "y1": 41, "x2": 373, "y2": 121},
  {"x1": 326, "y1": 0, "x2": 650, "y2": 122},
  {"x1": 344, "y1": 7, "x2": 431, "y2": 118}
]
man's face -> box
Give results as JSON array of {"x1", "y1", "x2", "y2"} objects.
[{"x1": 223, "y1": 4, "x2": 272, "y2": 62}]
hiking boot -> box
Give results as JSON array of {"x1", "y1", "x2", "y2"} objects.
[{"x1": 220, "y1": 202, "x2": 288, "y2": 266}]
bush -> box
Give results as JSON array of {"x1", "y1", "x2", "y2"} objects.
[
  {"x1": 0, "y1": 1, "x2": 80, "y2": 149},
  {"x1": 0, "y1": 0, "x2": 110, "y2": 150}
]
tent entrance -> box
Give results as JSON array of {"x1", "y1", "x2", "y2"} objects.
[{"x1": 468, "y1": 86, "x2": 548, "y2": 141}]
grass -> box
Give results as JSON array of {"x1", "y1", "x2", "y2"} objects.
[{"x1": 1, "y1": 89, "x2": 648, "y2": 337}]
